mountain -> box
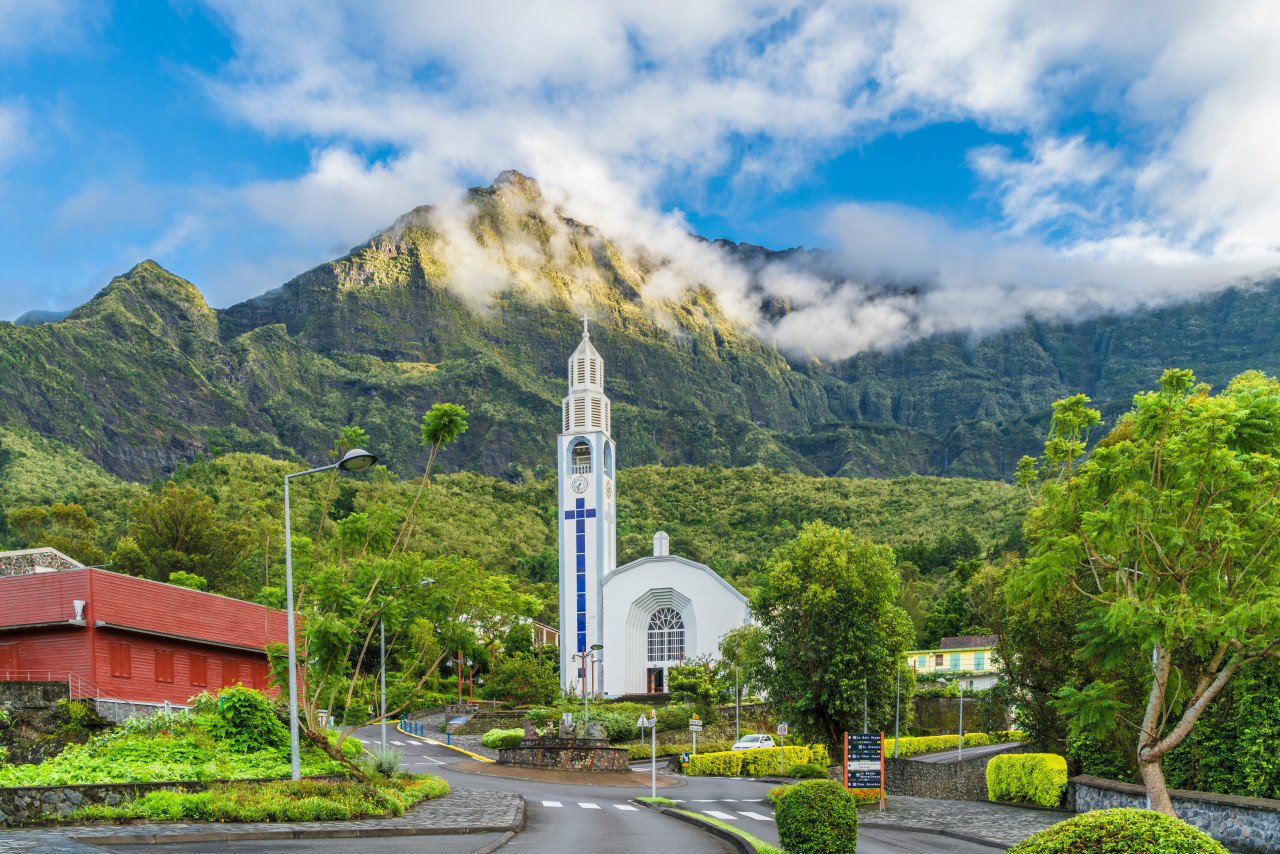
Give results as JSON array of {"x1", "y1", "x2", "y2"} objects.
[
  {"x1": 1, "y1": 170, "x2": 1279, "y2": 483},
  {"x1": 14, "y1": 309, "x2": 70, "y2": 326}
]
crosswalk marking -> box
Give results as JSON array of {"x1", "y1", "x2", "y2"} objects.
[
  {"x1": 693, "y1": 799, "x2": 717, "y2": 803},
  {"x1": 390, "y1": 740, "x2": 404, "y2": 745},
  {"x1": 542, "y1": 801, "x2": 563, "y2": 808},
  {"x1": 407, "y1": 740, "x2": 423, "y2": 746},
  {"x1": 614, "y1": 804, "x2": 639, "y2": 811},
  {"x1": 722, "y1": 799, "x2": 739, "y2": 802},
  {"x1": 738, "y1": 811, "x2": 774, "y2": 821},
  {"x1": 579, "y1": 802, "x2": 601, "y2": 809},
  {"x1": 703, "y1": 810, "x2": 738, "y2": 820}
]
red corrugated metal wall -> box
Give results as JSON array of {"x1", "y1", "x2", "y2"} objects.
[
  {"x1": 91, "y1": 628, "x2": 273, "y2": 704},
  {"x1": 0, "y1": 572, "x2": 89, "y2": 625}
]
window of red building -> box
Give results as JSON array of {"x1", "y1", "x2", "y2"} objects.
[
  {"x1": 110, "y1": 642, "x2": 132, "y2": 678},
  {"x1": 155, "y1": 649, "x2": 174, "y2": 683},
  {"x1": 190, "y1": 653, "x2": 207, "y2": 687},
  {"x1": 223, "y1": 659, "x2": 239, "y2": 687}
]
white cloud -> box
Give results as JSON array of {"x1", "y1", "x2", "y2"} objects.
[
  {"x1": 0, "y1": 0, "x2": 106, "y2": 54},
  {"x1": 40, "y1": 0, "x2": 1280, "y2": 355},
  {"x1": 0, "y1": 103, "x2": 28, "y2": 170}
]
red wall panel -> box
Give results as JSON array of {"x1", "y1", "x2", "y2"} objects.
[
  {"x1": 0, "y1": 629, "x2": 91, "y2": 680},
  {"x1": 0, "y1": 572, "x2": 89, "y2": 626},
  {"x1": 91, "y1": 629, "x2": 280, "y2": 705}
]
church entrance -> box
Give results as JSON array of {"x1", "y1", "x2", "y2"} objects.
[{"x1": 646, "y1": 667, "x2": 665, "y2": 693}]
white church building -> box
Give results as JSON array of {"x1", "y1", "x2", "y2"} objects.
[{"x1": 557, "y1": 321, "x2": 750, "y2": 697}]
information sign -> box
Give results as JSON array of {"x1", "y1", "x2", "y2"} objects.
[
  {"x1": 689, "y1": 719, "x2": 703, "y2": 732},
  {"x1": 776, "y1": 722, "x2": 788, "y2": 736},
  {"x1": 845, "y1": 732, "x2": 885, "y2": 792}
]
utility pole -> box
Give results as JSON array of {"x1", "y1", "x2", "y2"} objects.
[{"x1": 894, "y1": 662, "x2": 901, "y2": 758}]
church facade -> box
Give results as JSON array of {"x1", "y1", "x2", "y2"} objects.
[{"x1": 557, "y1": 322, "x2": 750, "y2": 697}]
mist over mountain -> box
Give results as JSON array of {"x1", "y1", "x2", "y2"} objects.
[{"x1": 2, "y1": 172, "x2": 1278, "y2": 484}]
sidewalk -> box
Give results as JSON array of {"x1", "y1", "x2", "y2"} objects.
[
  {"x1": 861, "y1": 794, "x2": 1071, "y2": 848},
  {"x1": 0, "y1": 787, "x2": 523, "y2": 854}
]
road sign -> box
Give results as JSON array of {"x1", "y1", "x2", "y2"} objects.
[
  {"x1": 689, "y1": 718, "x2": 703, "y2": 732},
  {"x1": 776, "y1": 722, "x2": 788, "y2": 736},
  {"x1": 844, "y1": 732, "x2": 886, "y2": 810}
]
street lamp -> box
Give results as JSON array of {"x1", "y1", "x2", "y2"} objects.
[
  {"x1": 571, "y1": 644, "x2": 603, "y2": 723},
  {"x1": 283, "y1": 448, "x2": 378, "y2": 780}
]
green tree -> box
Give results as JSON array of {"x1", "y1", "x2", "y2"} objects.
[
  {"x1": 315, "y1": 425, "x2": 369, "y2": 542},
  {"x1": 667, "y1": 655, "x2": 732, "y2": 722},
  {"x1": 752, "y1": 521, "x2": 914, "y2": 748},
  {"x1": 166, "y1": 570, "x2": 208, "y2": 590},
  {"x1": 393, "y1": 403, "x2": 469, "y2": 553},
  {"x1": 1013, "y1": 370, "x2": 1280, "y2": 815},
  {"x1": 5, "y1": 502, "x2": 106, "y2": 566},
  {"x1": 485, "y1": 652, "x2": 559, "y2": 705},
  {"x1": 129, "y1": 482, "x2": 254, "y2": 592},
  {"x1": 718, "y1": 623, "x2": 768, "y2": 700}
]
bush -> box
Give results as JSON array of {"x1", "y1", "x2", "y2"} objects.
[
  {"x1": 687, "y1": 745, "x2": 813, "y2": 777},
  {"x1": 480, "y1": 728, "x2": 525, "y2": 749},
  {"x1": 808, "y1": 742, "x2": 831, "y2": 766},
  {"x1": 368, "y1": 747, "x2": 402, "y2": 775},
  {"x1": 774, "y1": 779, "x2": 859, "y2": 854},
  {"x1": 884, "y1": 732, "x2": 991, "y2": 758},
  {"x1": 989, "y1": 730, "x2": 1027, "y2": 744},
  {"x1": 203, "y1": 686, "x2": 288, "y2": 753},
  {"x1": 986, "y1": 753, "x2": 1068, "y2": 808},
  {"x1": 626, "y1": 740, "x2": 733, "y2": 760},
  {"x1": 785, "y1": 763, "x2": 828, "y2": 779},
  {"x1": 1007, "y1": 808, "x2": 1228, "y2": 853}
]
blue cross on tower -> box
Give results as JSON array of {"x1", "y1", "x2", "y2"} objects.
[{"x1": 564, "y1": 497, "x2": 597, "y2": 667}]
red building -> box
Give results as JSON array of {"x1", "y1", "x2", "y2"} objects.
[{"x1": 0, "y1": 548, "x2": 290, "y2": 710}]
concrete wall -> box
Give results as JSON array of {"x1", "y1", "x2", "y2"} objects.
[{"x1": 1072, "y1": 775, "x2": 1280, "y2": 854}]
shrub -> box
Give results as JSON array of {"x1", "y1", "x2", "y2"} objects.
[
  {"x1": 205, "y1": 686, "x2": 288, "y2": 753},
  {"x1": 785, "y1": 763, "x2": 828, "y2": 779},
  {"x1": 1007, "y1": 808, "x2": 1228, "y2": 853},
  {"x1": 687, "y1": 745, "x2": 812, "y2": 777},
  {"x1": 480, "y1": 728, "x2": 525, "y2": 749},
  {"x1": 986, "y1": 753, "x2": 1068, "y2": 808},
  {"x1": 626, "y1": 740, "x2": 733, "y2": 760},
  {"x1": 774, "y1": 779, "x2": 859, "y2": 854},
  {"x1": 989, "y1": 730, "x2": 1026, "y2": 744},
  {"x1": 368, "y1": 747, "x2": 403, "y2": 775},
  {"x1": 808, "y1": 742, "x2": 831, "y2": 766},
  {"x1": 884, "y1": 732, "x2": 991, "y2": 758}
]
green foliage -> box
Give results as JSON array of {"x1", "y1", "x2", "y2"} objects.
[
  {"x1": 204, "y1": 687, "x2": 289, "y2": 753},
  {"x1": 367, "y1": 747, "x2": 403, "y2": 776},
  {"x1": 686, "y1": 745, "x2": 815, "y2": 777},
  {"x1": 986, "y1": 754, "x2": 1068, "y2": 808},
  {"x1": 774, "y1": 779, "x2": 859, "y2": 854},
  {"x1": 485, "y1": 653, "x2": 559, "y2": 706},
  {"x1": 1006, "y1": 808, "x2": 1228, "y2": 854},
  {"x1": 130, "y1": 482, "x2": 255, "y2": 595},
  {"x1": 783, "y1": 763, "x2": 828, "y2": 779},
  {"x1": 667, "y1": 656, "x2": 732, "y2": 722},
  {"x1": 753, "y1": 521, "x2": 914, "y2": 748},
  {"x1": 884, "y1": 732, "x2": 991, "y2": 758},
  {"x1": 480, "y1": 728, "x2": 526, "y2": 749},
  {"x1": 70, "y1": 777, "x2": 450, "y2": 824},
  {"x1": 167, "y1": 570, "x2": 208, "y2": 590},
  {"x1": 1013, "y1": 370, "x2": 1280, "y2": 809},
  {"x1": 626, "y1": 741, "x2": 733, "y2": 760}
]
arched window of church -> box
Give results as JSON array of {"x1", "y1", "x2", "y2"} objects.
[
  {"x1": 570, "y1": 440, "x2": 592, "y2": 473},
  {"x1": 604, "y1": 443, "x2": 614, "y2": 477},
  {"x1": 647, "y1": 607, "x2": 684, "y2": 662}
]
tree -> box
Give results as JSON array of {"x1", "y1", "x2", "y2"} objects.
[
  {"x1": 315, "y1": 425, "x2": 369, "y2": 542},
  {"x1": 129, "y1": 482, "x2": 254, "y2": 592},
  {"x1": 668, "y1": 655, "x2": 733, "y2": 722},
  {"x1": 393, "y1": 403, "x2": 468, "y2": 553},
  {"x1": 718, "y1": 623, "x2": 768, "y2": 700},
  {"x1": 485, "y1": 652, "x2": 559, "y2": 705},
  {"x1": 5, "y1": 502, "x2": 107, "y2": 566},
  {"x1": 752, "y1": 521, "x2": 914, "y2": 748},
  {"x1": 1013, "y1": 370, "x2": 1280, "y2": 815}
]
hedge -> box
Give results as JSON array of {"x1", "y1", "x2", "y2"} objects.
[
  {"x1": 986, "y1": 753, "x2": 1068, "y2": 808},
  {"x1": 989, "y1": 730, "x2": 1027, "y2": 744},
  {"x1": 480, "y1": 728, "x2": 525, "y2": 749},
  {"x1": 774, "y1": 779, "x2": 858, "y2": 854},
  {"x1": 687, "y1": 745, "x2": 825, "y2": 777},
  {"x1": 1006, "y1": 808, "x2": 1228, "y2": 853},
  {"x1": 626, "y1": 741, "x2": 733, "y2": 760},
  {"x1": 884, "y1": 732, "x2": 991, "y2": 758}
]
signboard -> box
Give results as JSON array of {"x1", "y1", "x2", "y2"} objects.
[
  {"x1": 689, "y1": 718, "x2": 703, "y2": 732},
  {"x1": 844, "y1": 732, "x2": 886, "y2": 810},
  {"x1": 776, "y1": 722, "x2": 788, "y2": 736}
]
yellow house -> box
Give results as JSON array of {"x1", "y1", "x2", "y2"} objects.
[{"x1": 905, "y1": 634, "x2": 1001, "y2": 690}]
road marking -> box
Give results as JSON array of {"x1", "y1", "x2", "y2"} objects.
[
  {"x1": 614, "y1": 804, "x2": 639, "y2": 811},
  {"x1": 407, "y1": 740, "x2": 424, "y2": 746},
  {"x1": 578, "y1": 802, "x2": 601, "y2": 810},
  {"x1": 722, "y1": 798, "x2": 739, "y2": 802},
  {"x1": 738, "y1": 811, "x2": 774, "y2": 821},
  {"x1": 542, "y1": 801, "x2": 563, "y2": 808},
  {"x1": 390, "y1": 740, "x2": 405, "y2": 745},
  {"x1": 670, "y1": 799, "x2": 686, "y2": 803},
  {"x1": 693, "y1": 799, "x2": 717, "y2": 803},
  {"x1": 703, "y1": 810, "x2": 738, "y2": 820}
]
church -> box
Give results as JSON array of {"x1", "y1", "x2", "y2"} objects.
[{"x1": 557, "y1": 321, "x2": 750, "y2": 697}]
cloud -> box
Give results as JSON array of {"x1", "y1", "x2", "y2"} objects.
[
  {"x1": 0, "y1": 103, "x2": 28, "y2": 170},
  {"x1": 0, "y1": 0, "x2": 106, "y2": 54},
  {"x1": 31, "y1": 0, "x2": 1280, "y2": 355}
]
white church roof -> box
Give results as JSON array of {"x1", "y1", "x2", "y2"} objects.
[{"x1": 605, "y1": 552, "x2": 750, "y2": 607}]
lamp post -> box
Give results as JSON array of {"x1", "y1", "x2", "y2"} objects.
[
  {"x1": 956, "y1": 676, "x2": 966, "y2": 762},
  {"x1": 733, "y1": 661, "x2": 741, "y2": 744},
  {"x1": 284, "y1": 448, "x2": 377, "y2": 780},
  {"x1": 571, "y1": 644, "x2": 603, "y2": 722}
]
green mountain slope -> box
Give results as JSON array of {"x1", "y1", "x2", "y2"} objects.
[{"x1": 1, "y1": 171, "x2": 1278, "y2": 483}]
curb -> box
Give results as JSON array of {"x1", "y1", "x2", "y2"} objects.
[
  {"x1": 470, "y1": 829, "x2": 517, "y2": 854},
  {"x1": 859, "y1": 821, "x2": 1011, "y2": 850},
  {"x1": 398, "y1": 720, "x2": 495, "y2": 763},
  {"x1": 632, "y1": 799, "x2": 753, "y2": 854}
]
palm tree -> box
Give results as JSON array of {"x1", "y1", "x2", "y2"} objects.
[{"x1": 393, "y1": 403, "x2": 468, "y2": 553}]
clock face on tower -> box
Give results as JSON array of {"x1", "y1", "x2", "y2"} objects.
[{"x1": 571, "y1": 475, "x2": 588, "y2": 494}]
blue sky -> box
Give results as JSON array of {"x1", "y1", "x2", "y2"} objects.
[{"x1": 1, "y1": 1, "x2": 1278, "y2": 352}]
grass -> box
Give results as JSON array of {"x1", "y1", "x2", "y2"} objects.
[
  {"x1": 0, "y1": 711, "x2": 349, "y2": 786},
  {"x1": 636, "y1": 796, "x2": 676, "y2": 805},
  {"x1": 69, "y1": 776, "x2": 450, "y2": 823},
  {"x1": 676, "y1": 809, "x2": 783, "y2": 854}
]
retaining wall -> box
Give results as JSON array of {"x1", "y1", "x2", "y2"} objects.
[
  {"x1": 498, "y1": 739, "x2": 629, "y2": 772},
  {"x1": 882, "y1": 743, "x2": 1031, "y2": 801},
  {"x1": 1072, "y1": 775, "x2": 1280, "y2": 854}
]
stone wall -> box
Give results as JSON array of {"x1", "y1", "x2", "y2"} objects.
[
  {"x1": 498, "y1": 739, "x2": 629, "y2": 772},
  {"x1": 1072, "y1": 775, "x2": 1280, "y2": 853},
  {"x1": 882, "y1": 743, "x2": 1031, "y2": 801},
  {"x1": 0, "y1": 548, "x2": 80, "y2": 577},
  {"x1": 0, "y1": 681, "x2": 111, "y2": 765}
]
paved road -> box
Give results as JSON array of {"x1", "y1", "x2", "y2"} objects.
[
  {"x1": 908, "y1": 741, "x2": 1020, "y2": 764},
  {"x1": 99, "y1": 833, "x2": 507, "y2": 853},
  {"x1": 351, "y1": 725, "x2": 1000, "y2": 853}
]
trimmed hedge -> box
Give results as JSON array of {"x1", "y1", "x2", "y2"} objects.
[
  {"x1": 480, "y1": 728, "x2": 525, "y2": 749},
  {"x1": 775, "y1": 779, "x2": 858, "y2": 854},
  {"x1": 989, "y1": 730, "x2": 1027, "y2": 744},
  {"x1": 884, "y1": 732, "x2": 991, "y2": 758},
  {"x1": 1006, "y1": 808, "x2": 1228, "y2": 853},
  {"x1": 626, "y1": 740, "x2": 733, "y2": 760},
  {"x1": 986, "y1": 753, "x2": 1068, "y2": 808},
  {"x1": 687, "y1": 745, "x2": 825, "y2": 777}
]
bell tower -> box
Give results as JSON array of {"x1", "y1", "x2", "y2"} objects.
[{"x1": 558, "y1": 317, "x2": 616, "y2": 696}]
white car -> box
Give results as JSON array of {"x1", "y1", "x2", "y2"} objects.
[{"x1": 731, "y1": 734, "x2": 776, "y2": 750}]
